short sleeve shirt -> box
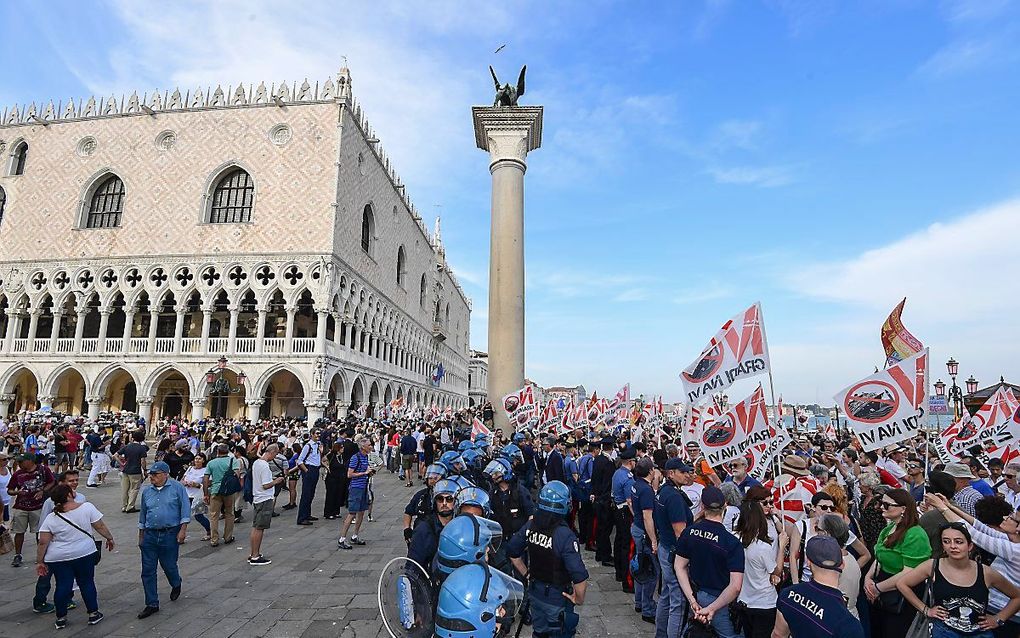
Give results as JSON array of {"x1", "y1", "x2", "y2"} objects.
[
  {"x1": 676, "y1": 519, "x2": 745, "y2": 593},
  {"x1": 653, "y1": 482, "x2": 693, "y2": 552},
  {"x1": 10, "y1": 465, "x2": 55, "y2": 511},
  {"x1": 777, "y1": 581, "x2": 865, "y2": 638},
  {"x1": 119, "y1": 442, "x2": 149, "y2": 475},
  {"x1": 348, "y1": 453, "x2": 370, "y2": 490},
  {"x1": 631, "y1": 477, "x2": 655, "y2": 532}
]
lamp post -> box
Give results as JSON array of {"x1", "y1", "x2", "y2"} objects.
[
  {"x1": 946, "y1": 357, "x2": 965, "y2": 420},
  {"x1": 205, "y1": 356, "x2": 246, "y2": 419}
]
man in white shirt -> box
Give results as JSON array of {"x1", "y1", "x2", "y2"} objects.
[
  {"x1": 999, "y1": 462, "x2": 1020, "y2": 510},
  {"x1": 876, "y1": 445, "x2": 908, "y2": 487},
  {"x1": 247, "y1": 445, "x2": 285, "y2": 566}
]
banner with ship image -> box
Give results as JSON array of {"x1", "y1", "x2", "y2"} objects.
[
  {"x1": 834, "y1": 349, "x2": 929, "y2": 452},
  {"x1": 680, "y1": 302, "x2": 772, "y2": 406}
]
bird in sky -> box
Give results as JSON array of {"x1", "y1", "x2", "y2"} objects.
[{"x1": 494, "y1": 43, "x2": 506, "y2": 54}]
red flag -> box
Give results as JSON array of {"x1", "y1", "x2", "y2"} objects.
[
  {"x1": 881, "y1": 298, "x2": 924, "y2": 367},
  {"x1": 471, "y1": 417, "x2": 491, "y2": 440}
]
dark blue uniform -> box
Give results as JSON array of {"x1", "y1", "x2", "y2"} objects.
[
  {"x1": 777, "y1": 581, "x2": 865, "y2": 638},
  {"x1": 576, "y1": 453, "x2": 595, "y2": 548},
  {"x1": 653, "y1": 482, "x2": 694, "y2": 638},
  {"x1": 407, "y1": 514, "x2": 444, "y2": 577},
  {"x1": 404, "y1": 488, "x2": 432, "y2": 523},
  {"x1": 507, "y1": 520, "x2": 589, "y2": 638},
  {"x1": 676, "y1": 519, "x2": 745, "y2": 638}
]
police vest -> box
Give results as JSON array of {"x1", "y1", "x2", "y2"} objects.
[
  {"x1": 526, "y1": 524, "x2": 572, "y2": 588},
  {"x1": 413, "y1": 488, "x2": 433, "y2": 520},
  {"x1": 490, "y1": 485, "x2": 526, "y2": 538}
]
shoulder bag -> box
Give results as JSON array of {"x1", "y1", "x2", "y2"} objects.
[
  {"x1": 55, "y1": 511, "x2": 103, "y2": 565},
  {"x1": 905, "y1": 557, "x2": 938, "y2": 638}
]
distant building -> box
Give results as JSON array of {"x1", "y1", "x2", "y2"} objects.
[
  {"x1": 468, "y1": 350, "x2": 487, "y2": 407},
  {"x1": 541, "y1": 384, "x2": 587, "y2": 406}
]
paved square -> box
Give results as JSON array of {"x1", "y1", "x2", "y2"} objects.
[{"x1": 0, "y1": 465, "x2": 646, "y2": 637}]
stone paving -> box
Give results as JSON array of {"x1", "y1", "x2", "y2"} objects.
[{"x1": 0, "y1": 464, "x2": 649, "y2": 637}]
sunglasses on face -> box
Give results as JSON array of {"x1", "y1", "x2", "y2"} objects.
[
  {"x1": 436, "y1": 495, "x2": 455, "y2": 503},
  {"x1": 879, "y1": 501, "x2": 901, "y2": 510},
  {"x1": 1005, "y1": 474, "x2": 1018, "y2": 479},
  {"x1": 815, "y1": 504, "x2": 835, "y2": 512}
]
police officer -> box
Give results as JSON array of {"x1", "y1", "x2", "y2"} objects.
[
  {"x1": 630, "y1": 456, "x2": 659, "y2": 623},
  {"x1": 590, "y1": 437, "x2": 617, "y2": 566},
  {"x1": 563, "y1": 440, "x2": 579, "y2": 529},
  {"x1": 435, "y1": 562, "x2": 524, "y2": 638},
  {"x1": 611, "y1": 447, "x2": 637, "y2": 590},
  {"x1": 407, "y1": 478, "x2": 457, "y2": 576},
  {"x1": 576, "y1": 440, "x2": 596, "y2": 550},
  {"x1": 653, "y1": 458, "x2": 695, "y2": 638},
  {"x1": 674, "y1": 486, "x2": 745, "y2": 638},
  {"x1": 402, "y1": 463, "x2": 446, "y2": 544},
  {"x1": 507, "y1": 481, "x2": 589, "y2": 638},
  {"x1": 773, "y1": 536, "x2": 865, "y2": 638},
  {"x1": 433, "y1": 512, "x2": 501, "y2": 589},
  {"x1": 485, "y1": 458, "x2": 533, "y2": 575}
]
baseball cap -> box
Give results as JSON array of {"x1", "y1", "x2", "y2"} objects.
[
  {"x1": 701, "y1": 486, "x2": 726, "y2": 509},
  {"x1": 665, "y1": 458, "x2": 693, "y2": 472},
  {"x1": 805, "y1": 536, "x2": 843, "y2": 572},
  {"x1": 148, "y1": 461, "x2": 171, "y2": 474}
]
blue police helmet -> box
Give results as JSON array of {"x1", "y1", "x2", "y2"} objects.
[
  {"x1": 448, "y1": 475, "x2": 475, "y2": 492},
  {"x1": 435, "y1": 564, "x2": 525, "y2": 638},
  {"x1": 474, "y1": 434, "x2": 489, "y2": 447},
  {"x1": 436, "y1": 514, "x2": 503, "y2": 575},
  {"x1": 425, "y1": 463, "x2": 448, "y2": 481},
  {"x1": 455, "y1": 486, "x2": 492, "y2": 517},
  {"x1": 482, "y1": 458, "x2": 514, "y2": 483},
  {"x1": 440, "y1": 451, "x2": 466, "y2": 474},
  {"x1": 461, "y1": 448, "x2": 481, "y2": 468},
  {"x1": 499, "y1": 444, "x2": 524, "y2": 466},
  {"x1": 433, "y1": 478, "x2": 459, "y2": 501},
  {"x1": 537, "y1": 481, "x2": 570, "y2": 516},
  {"x1": 512, "y1": 432, "x2": 525, "y2": 444},
  {"x1": 457, "y1": 440, "x2": 474, "y2": 452}
]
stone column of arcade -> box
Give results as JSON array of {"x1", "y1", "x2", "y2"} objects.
[{"x1": 472, "y1": 104, "x2": 543, "y2": 433}]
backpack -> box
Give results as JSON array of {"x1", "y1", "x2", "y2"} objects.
[
  {"x1": 217, "y1": 458, "x2": 242, "y2": 496},
  {"x1": 242, "y1": 461, "x2": 256, "y2": 504}
]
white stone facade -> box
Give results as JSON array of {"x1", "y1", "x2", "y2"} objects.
[
  {"x1": 468, "y1": 350, "x2": 488, "y2": 407},
  {"x1": 0, "y1": 69, "x2": 471, "y2": 424}
]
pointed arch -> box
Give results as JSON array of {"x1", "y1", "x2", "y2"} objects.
[
  {"x1": 249, "y1": 362, "x2": 311, "y2": 401},
  {"x1": 0, "y1": 362, "x2": 41, "y2": 395},
  {"x1": 93, "y1": 363, "x2": 142, "y2": 399},
  {"x1": 77, "y1": 169, "x2": 127, "y2": 229},
  {"x1": 202, "y1": 161, "x2": 256, "y2": 224},
  {"x1": 42, "y1": 362, "x2": 91, "y2": 397}
]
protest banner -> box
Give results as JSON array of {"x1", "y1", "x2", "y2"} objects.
[
  {"x1": 502, "y1": 385, "x2": 538, "y2": 431},
  {"x1": 689, "y1": 384, "x2": 771, "y2": 467},
  {"x1": 748, "y1": 423, "x2": 793, "y2": 481},
  {"x1": 471, "y1": 417, "x2": 491, "y2": 441},
  {"x1": 833, "y1": 349, "x2": 928, "y2": 452},
  {"x1": 680, "y1": 302, "x2": 772, "y2": 405},
  {"x1": 941, "y1": 387, "x2": 1020, "y2": 460}
]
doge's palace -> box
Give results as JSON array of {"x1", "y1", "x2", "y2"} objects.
[{"x1": 0, "y1": 67, "x2": 471, "y2": 425}]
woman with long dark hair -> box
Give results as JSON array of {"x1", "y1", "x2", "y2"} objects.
[
  {"x1": 864, "y1": 487, "x2": 932, "y2": 638},
  {"x1": 897, "y1": 522, "x2": 1020, "y2": 637},
  {"x1": 323, "y1": 442, "x2": 345, "y2": 519},
  {"x1": 735, "y1": 499, "x2": 780, "y2": 638},
  {"x1": 37, "y1": 484, "x2": 114, "y2": 629}
]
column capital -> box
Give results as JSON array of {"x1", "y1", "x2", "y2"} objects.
[
  {"x1": 303, "y1": 400, "x2": 329, "y2": 409},
  {"x1": 38, "y1": 394, "x2": 56, "y2": 403},
  {"x1": 174, "y1": 305, "x2": 188, "y2": 314},
  {"x1": 85, "y1": 395, "x2": 102, "y2": 404},
  {"x1": 191, "y1": 398, "x2": 208, "y2": 407},
  {"x1": 245, "y1": 399, "x2": 265, "y2": 407},
  {"x1": 136, "y1": 395, "x2": 154, "y2": 406},
  {"x1": 472, "y1": 106, "x2": 543, "y2": 168}
]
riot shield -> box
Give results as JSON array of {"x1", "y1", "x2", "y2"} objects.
[{"x1": 378, "y1": 557, "x2": 435, "y2": 638}]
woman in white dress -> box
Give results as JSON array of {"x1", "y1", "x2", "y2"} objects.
[{"x1": 86, "y1": 437, "x2": 112, "y2": 487}]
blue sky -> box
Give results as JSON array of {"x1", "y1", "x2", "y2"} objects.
[{"x1": 3, "y1": 0, "x2": 1019, "y2": 405}]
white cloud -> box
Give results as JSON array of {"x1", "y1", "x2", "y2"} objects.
[
  {"x1": 710, "y1": 119, "x2": 763, "y2": 151},
  {"x1": 613, "y1": 288, "x2": 650, "y2": 303},
  {"x1": 918, "y1": 36, "x2": 1011, "y2": 77},
  {"x1": 672, "y1": 285, "x2": 732, "y2": 305},
  {"x1": 707, "y1": 164, "x2": 796, "y2": 187}
]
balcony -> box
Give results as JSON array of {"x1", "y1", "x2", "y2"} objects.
[
  {"x1": 264, "y1": 337, "x2": 285, "y2": 353},
  {"x1": 432, "y1": 322, "x2": 447, "y2": 342}
]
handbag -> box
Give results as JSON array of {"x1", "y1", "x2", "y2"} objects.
[
  {"x1": 217, "y1": 458, "x2": 241, "y2": 496},
  {"x1": 54, "y1": 512, "x2": 103, "y2": 565},
  {"x1": 874, "y1": 569, "x2": 907, "y2": 614},
  {"x1": 0, "y1": 527, "x2": 14, "y2": 555},
  {"x1": 905, "y1": 558, "x2": 938, "y2": 638}
]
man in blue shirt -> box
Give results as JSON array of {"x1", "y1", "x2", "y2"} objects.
[
  {"x1": 674, "y1": 486, "x2": 745, "y2": 638},
  {"x1": 773, "y1": 536, "x2": 865, "y2": 638},
  {"x1": 137, "y1": 461, "x2": 190, "y2": 620},
  {"x1": 576, "y1": 441, "x2": 596, "y2": 550},
  {"x1": 295, "y1": 430, "x2": 322, "y2": 525},
  {"x1": 611, "y1": 447, "x2": 637, "y2": 589},
  {"x1": 338, "y1": 438, "x2": 375, "y2": 550},
  {"x1": 630, "y1": 457, "x2": 658, "y2": 622},
  {"x1": 653, "y1": 457, "x2": 695, "y2": 638},
  {"x1": 722, "y1": 457, "x2": 762, "y2": 495}
]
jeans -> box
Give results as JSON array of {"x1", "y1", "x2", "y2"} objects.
[
  {"x1": 193, "y1": 512, "x2": 210, "y2": 533},
  {"x1": 47, "y1": 553, "x2": 98, "y2": 617},
  {"x1": 695, "y1": 590, "x2": 740, "y2": 638},
  {"x1": 297, "y1": 466, "x2": 319, "y2": 523},
  {"x1": 630, "y1": 524, "x2": 657, "y2": 617},
  {"x1": 140, "y1": 525, "x2": 182, "y2": 608},
  {"x1": 931, "y1": 620, "x2": 994, "y2": 638},
  {"x1": 33, "y1": 570, "x2": 76, "y2": 609},
  {"x1": 655, "y1": 543, "x2": 687, "y2": 638}
]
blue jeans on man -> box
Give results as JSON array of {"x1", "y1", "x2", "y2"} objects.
[
  {"x1": 297, "y1": 466, "x2": 319, "y2": 523},
  {"x1": 528, "y1": 582, "x2": 579, "y2": 638},
  {"x1": 141, "y1": 526, "x2": 182, "y2": 608},
  {"x1": 630, "y1": 523, "x2": 657, "y2": 618},
  {"x1": 695, "y1": 589, "x2": 740, "y2": 638},
  {"x1": 655, "y1": 544, "x2": 687, "y2": 638}
]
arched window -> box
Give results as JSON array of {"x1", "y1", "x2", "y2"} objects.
[
  {"x1": 0, "y1": 187, "x2": 6, "y2": 225},
  {"x1": 10, "y1": 142, "x2": 27, "y2": 176},
  {"x1": 396, "y1": 246, "x2": 406, "y2": 287},
  {"x1": 209, "y1": 168, "x2": 254, "y2": 223},
  {"x1": 361, "y1": 204, "x2": 374, "y2": 253},
  {"x1": 85, "y1": 175, "x2": 126, "y2": 229},
  {"x1": 419, "y1": 275, "x2": 427, "y2": 307}
]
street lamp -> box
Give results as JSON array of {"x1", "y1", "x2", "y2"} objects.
[
  {"x1": 205, "y1": 357, "x2": 246, "y2": 418},
  {"x1": 934, "y1": 379, "x2": 946, "y2": 398},
  {"x1": 946, "y1": 358, "x2": 964, "y2": 420},
  {"x1": 966, "y1": 375, "x2": 978, "y2": 395}
]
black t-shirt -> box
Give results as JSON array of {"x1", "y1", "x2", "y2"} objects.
[
  {"x1": 119, "y1": 442, "x2": 149, "y2": 475},
  {"x1": 423, "y1": 435, "x2": 438, "y2": 463},
  {"x1": 54, "y1": 433, "x2": 67, "y2": 454}
]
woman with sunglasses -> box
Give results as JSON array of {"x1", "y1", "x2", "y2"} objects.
[
  {"x1": 896, "y1": 522, "x2": 1020, "y2": 637},
  {"x1": 864, "y1": 488, "x2": 932, "y2": 638},
  {"x1": 790, "y1": 492, "x2": 872, "y2": 584},
  {"x1": 926, "y1": 492, "x2": 1020, "y2": 637}
]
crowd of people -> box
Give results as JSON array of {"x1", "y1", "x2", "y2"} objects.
[{"x1": 2, "y1": 406, "x2": 1020, "y2": 637}]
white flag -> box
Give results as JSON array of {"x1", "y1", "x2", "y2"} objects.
[{"x1": 680, "y1": 302, "x2": 772, "y2": 406}]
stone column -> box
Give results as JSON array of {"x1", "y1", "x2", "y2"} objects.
[
  {"x1": 284, "y1": 306, "x2": 296, "y2": 354},
  {"x1": 0, "y1": 393, "x2": 13, "y2": 417},
  {"x1": 147, "y1": 310, "x2": 159, "y2": 353},
  {"x1": 305, "y1": 400, "x2": 327, "y2": 424},
  {"x1": 73, "y1": 309, "x2": 87, "y2": 353},
  {"x1": 38, "y1": 394, "x2": 55, "y2": 411},
  {"x1": 245, "y1": 400, "x2": 263, "y2": 423},
  {"x1": 191, "y1": 398, "x2": 208, "y2": 422},
  {"x1": 137, "y1": 396, "x2": 154, "y2": 433},
  {"x1": 25, "y1": 310, "x2": 40, "y2": 352},
  {"x1": 255, "y1": 308, "x2": 268, "y2": 354},
  {"x1": 97, "y1": 309, "x2": 111, "y2": 354},
  {"x1": 3, "y1": 311, "x2": 18, "y2": 353},
  {"x1": 472, "y1": 105, "x2": 543, "y2": 433},
  {"x1": 121, "y1": 310, "x2": 134, "y2": 353},
  {"x1": 200, "y1": 308, "x2": 212, "y2": 354},
  {"x1": 227, "y1": 306, "x2": 240, "y2": 355},
  {"x1": 86, "y1": 395, "x2": 102, "y2": 421},
  {"x1": 173, "y1": 305, "x2": 186, "y2": 353},
  {"x1": 49, "y1": 311, "x2": 63, "y2": 354},
  {"x1": 315, "y1": 309, "x2": 328, "y2": 355}
]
